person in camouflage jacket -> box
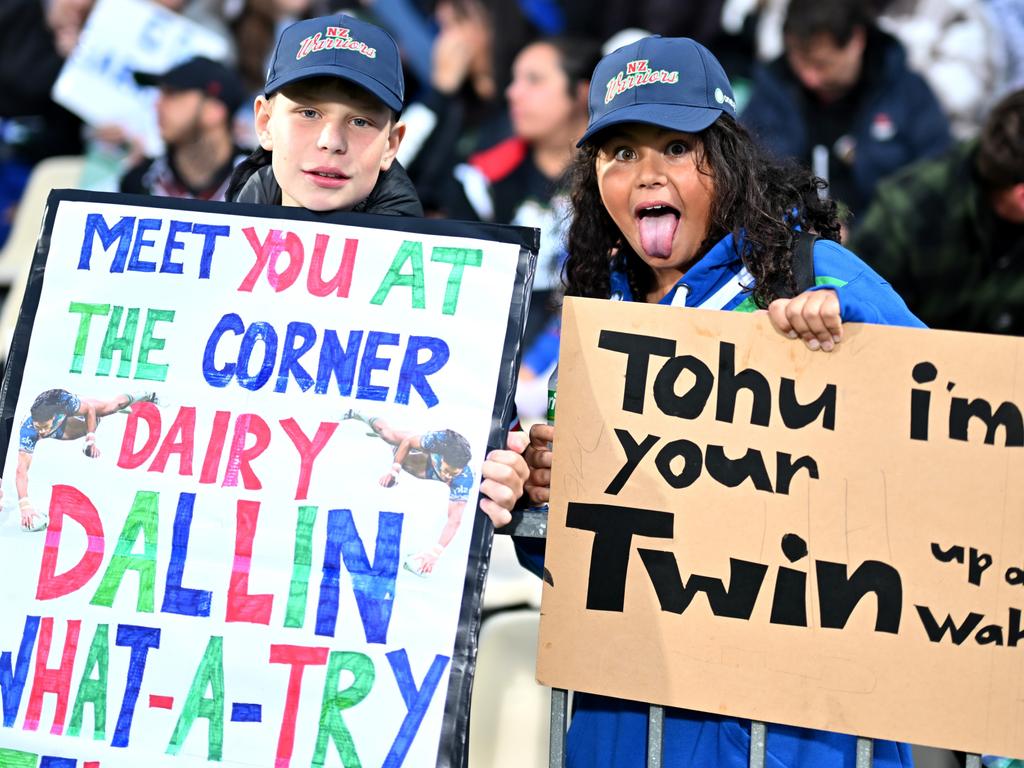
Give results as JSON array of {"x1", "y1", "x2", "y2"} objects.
[{"x1": 848, "y1": 89, "x2": 1024, "y2": 334}]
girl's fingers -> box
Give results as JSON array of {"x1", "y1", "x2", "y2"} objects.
[
  {"x1": 800, "y1": 291, "x2": 842, "y2": 351},
  {"x1": 529, "y1": 422, "x2": 554, "y2": 448},
  {"x1": 767, "y1": 299, "x2": 796, "y2": 337},
  {"x1": 799, "y1": 292, "x2": 832, "y2": 350},
  {"x1": 524, "y1": 482, "x2": 550, "y2": 505},
  {"x1": 785, "y1": 297, "x2": 813, "y2": 341}
]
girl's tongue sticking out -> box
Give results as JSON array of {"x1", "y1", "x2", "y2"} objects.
[{"x1": 637, "y1": 206, "x2": 680, "y2": 258}]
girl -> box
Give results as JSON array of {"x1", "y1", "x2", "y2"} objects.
[{"x1": 518, "y1": 35, "x2": 923, "y2": 768}]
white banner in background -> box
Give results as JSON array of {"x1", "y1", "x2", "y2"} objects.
[{"x1": 53, "y1": 0, "x2": 231, "y2": 156}]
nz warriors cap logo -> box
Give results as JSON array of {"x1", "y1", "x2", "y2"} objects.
[
  {"x1": 296, "y1": 26, "x2": 377, "y2": 60},
  {"x1": 605, "y1": 59, "x2": 679, "y2": 104}
]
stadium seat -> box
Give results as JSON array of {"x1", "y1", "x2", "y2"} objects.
[{"x1": 470, "y1": 608, "x2": 551, "y2": 768}]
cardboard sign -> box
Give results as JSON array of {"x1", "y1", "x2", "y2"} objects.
[
  {"x1": 538, "y1": 296, "x2": 1024, "y2": 757},
  {"x1": 52, "y1": 0, "x2": 231, "y2": 156},
  {"x1": 0, "y1": 190, "x2": 536, "y2": 767}
]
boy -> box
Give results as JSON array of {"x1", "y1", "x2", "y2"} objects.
[
  {"x1": 229, "y1": 13, "x2": 529, "y2": 535},
  {"x1": 229, "y1": 13, "x2": 422, "y2": 216}
]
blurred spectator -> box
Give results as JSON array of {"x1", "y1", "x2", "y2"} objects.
[
  {"x1": 121, "y1": 57, "x2": 248, "y2": 200},
  {"x1": 0, "y1": 0, "x2": 85, "y2": 247},
  {"x1": 848, "y1": 89, "x2": 1024, "y2": 334},
  {"x1": 876, "y1": 0, "x2": 1005, "y2": 140},
  {"x1": 444, "y1": 38, "x2": 598, "y2": 330},
  {"x1": 229, "y1": 0, "x2": 311, "y2": 96},
  {"x1": 439, "y1": 36, "x2": 600, "y2": 418},
  {"x1": 562, "y1": 0, "x2": 725, "y2": 50},
  {"x1": 484, "y1": 0, "x2": 567, "y2": 97},
  {"x1": 49, "y1": 0, "x2": 235, "y2": 61},
  {"x1": 741, "y1": 0, "x2": 951, "y2": 225},
  {"x1": 737, "y1": 0, "x2": 1006, "y2": 139},
  {"x1": 400, "y1": 0, "x2": 510, "y2": 210},
  {"x1": 565, "y1": 0, "x2": 759, "y2": 104},
  {"x1": 46, "y1": 0, "x2": 95, "y2": 58}
]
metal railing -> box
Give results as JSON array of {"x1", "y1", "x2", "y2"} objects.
[{"x1": 498, "y1": 508, "x2": 984, "y2": 768}]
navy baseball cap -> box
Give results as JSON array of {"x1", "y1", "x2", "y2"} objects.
[
  {"x1": 134, "y1": 57, "x2": 246, "y2": 114},
  {"x1": 263, "y1": 14, "x2": 404, "y2": 112},
  {"x1": 578, "y1": 36, "x2": 736, "y2": 146}
]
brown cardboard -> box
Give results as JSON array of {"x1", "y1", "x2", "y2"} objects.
[{"x1": 537, "y1": 296, "x2": 1024, "y2": 756}]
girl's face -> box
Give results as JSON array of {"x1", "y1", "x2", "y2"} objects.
[
  {"x1": 595, "y1": 124, "x2": 715, "y2": 300},
  {"x1": 506, "y1": 43, "x2": 580, "y2": 143}
]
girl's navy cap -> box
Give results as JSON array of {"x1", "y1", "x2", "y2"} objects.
[
  {"x1": 263, "y1": 14, "x2": 404, "y2": 112},
  {"x1": 578, "y1": 36, "x2": 736, "y2": 146}
]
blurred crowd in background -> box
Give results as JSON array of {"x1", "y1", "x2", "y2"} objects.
[{"x1": 2, "y1": 0, "x2": 1024, "y2": 420}]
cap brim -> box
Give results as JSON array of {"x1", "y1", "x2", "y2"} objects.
[
  {"x1": 264, "y1": 65, "x2": 403, "y2": 112},
  {"x1": 578, "y1": 102, "x2": 723, "y2": 147},
  {"x1": 133, "y1": 71, "x2": 163, "y2": 88}
]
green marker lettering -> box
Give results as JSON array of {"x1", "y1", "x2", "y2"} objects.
[
  {"x1": 370, "y1": 240, "x2": 425, "y2": 309},
  {"x1": 91, "y1": 491, "x2": 159, "y2": 612},
  {"x1": 68, "y1": 302, "x2": 111, "y2": 374},
  {"x1": 431, "y1": 247, "x2": 482, "y2": 315},
  {"x1": 67, "y1": 623, "x2": 109, "y2": 739},
  {"x1": 312, "y1": 651, "x2": 374, "y2": 767}
]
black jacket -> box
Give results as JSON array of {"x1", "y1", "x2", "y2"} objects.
[
  {"x1": 231, "y1": 161, "x2": 424, "y2": 217},
  {"x1": 741, "y1": 28, "x2": 950, "y2": 221}
]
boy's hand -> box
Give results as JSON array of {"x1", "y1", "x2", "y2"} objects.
[
  {"x1": 523, "y1": 423, "x2": 553, "y2": 505},
  {"x1": 479, "y1": 433, "x2": 530, "y2": 528},
  {"x1": 768, "y1": 289, "x2": 842, "y2": 352}
]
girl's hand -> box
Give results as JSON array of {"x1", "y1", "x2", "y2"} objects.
[
  {"x1": 523, "y1": 423, "x2": 554, "y2": 505},
  {"x1": 768, "y1": 289, "x2": 842, "y2": 352}
]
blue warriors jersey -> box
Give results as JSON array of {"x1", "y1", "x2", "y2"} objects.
[
  {"x1": 420, "y1": 431, "x2": 474, "y2": 502},
  {"x1": 19, "y1": 391, "x2": 82, "y2": 454}
]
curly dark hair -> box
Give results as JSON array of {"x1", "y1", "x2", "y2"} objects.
[
  {"x1": 436, "y1": 429, "x2": 472, "y2": 468},
  {"x1": 30, "y1": 389, "x2": 71, "y2": 422},
  {"x1": 564, "y1": 113, "x2": 840, "y2": 308}
]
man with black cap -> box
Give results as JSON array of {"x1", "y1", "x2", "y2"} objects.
[{"x1": 120, "y1": 56, "x2": 248, "y2": 201}]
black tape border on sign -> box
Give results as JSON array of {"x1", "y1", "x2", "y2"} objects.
[{"x1": 0, "y1": 188, "x2": 540, "y2": 768}]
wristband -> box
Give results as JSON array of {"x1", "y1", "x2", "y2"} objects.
[
  {"x1": 427, "y1": 544, "x2": 444, "y2": 557},
  {"x1": 85, "y1": 432, "x2": 97, "y2": 445},
  {"x1": 18, "y1": 497, "x2": 32, "y2": 508}
]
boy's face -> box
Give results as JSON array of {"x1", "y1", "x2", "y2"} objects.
[{"x1": 255, "y1": 79, "x2": 405, "y2": 212}]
